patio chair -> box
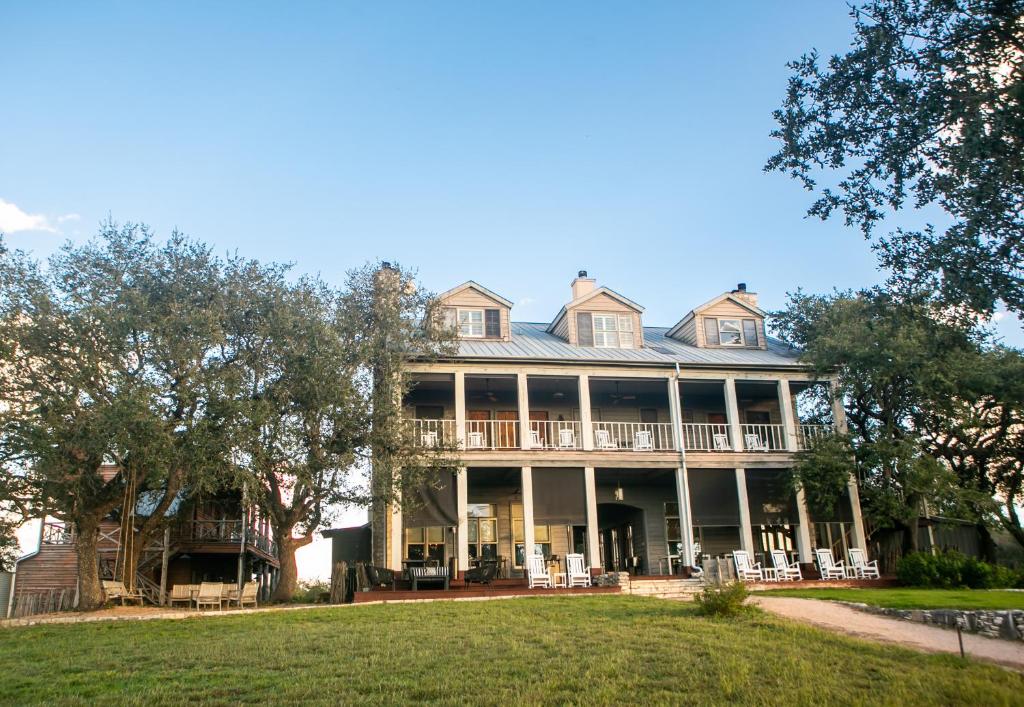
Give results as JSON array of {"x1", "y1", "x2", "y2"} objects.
[
  {"x1": 633, "y1": 430, "x2": 654, "y2": 451},
  {"x1": 420, "y1": 431, "x2": 438, "y2": 447},
  {"x1": 464, "y1": 561, "x2": 498, "y2": 587},
  {"x1": 467, "y1": 431, "x2": 485, "y2": 449},
  {"x1": 195, "y1": 582, "x2": 224, "y2": 610},
  {"x1": 566, "y1": 553, "x2": 592, "y2": 588},
  {"x1": 408, "y1": 565, "x2": 449, "y2": 590},
  {"x1": 363, "y1": 564, "x2": 397, "y2": 591},
  {"x1": 526, "y1": 554, "x2": 552, "y2": 588},
  {"x1": 732, "y1": 551, "x2": 764, "y2": 582},
  {"x1": 595, "y1": 429, "x2": 617, "y2": 450},
  {"x1": 102, "y1": 580, "x2": 144, "y2": 606},
  {"x1": 744, "y1": 433, "x2": 767, "y2": 451},
  {"x1": 529, "y1": 430, "x2": 542, "y2": 449},
  {"x1": 770, "y1": 550, "x2": 802, "y2": 581},
  {"x1": 168, "y1": 584, "x2": 195, "y2": 608},
  {"x1": 814, "y1": 548, "x2": 847, "y2": 580},
  {"x1": 234, "y1": 580, "x2": 259, "y2": 608},
  {"x1": 558, "y1": 428, "x2": 577, "y2": 449},
  {"x1": 848, "y1": 548, "x2": 880, "y2": 579},
  {"x1": 713, "y1": 433, "x2": 731, "y2": 451}
]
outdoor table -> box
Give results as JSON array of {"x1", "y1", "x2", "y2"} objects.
[
  {"x1": 552, "y1": 572, "x2": 567, "y2": 588},
  {"x1": 761, "y1": 567, "x2": 779, "y2": 582}
]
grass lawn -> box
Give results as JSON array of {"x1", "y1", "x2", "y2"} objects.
[
  {"x1": 759, "y1": 587, "x2": 1024, "y2": 610},
  {"x1": 1, "y1": 595, "x2": 1022, "y2": 705}
]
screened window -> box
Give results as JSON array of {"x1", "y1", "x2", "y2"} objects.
[
  {"x1": 718, "y1": 319, "x2": 743, "y2": 346},
  {"x1": 405, "y1": 526, "x2": 445, "y2": 562},
  {"x1": 458, "y1": 309, "x2": 485, "y2": 337},
  {"x1": 591, "y1": 313, "x2": 634, "y2": 349}
]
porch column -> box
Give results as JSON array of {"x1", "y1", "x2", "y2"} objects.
[
  {"x1": 777, "y1": 379, "x2": 799, "y2": 452},
  {"x1": 735, "y1": 468, "x2": 755, "y2": 553},
  {"x1": 521, "y1": 467, "x2": 535, "y2": 563},
  {"x1": 456, "y1": 466, "x2": 469, "y2": 576},
  {"x1": 794, "y1": 488, "x2": 813, "y2": 563},
  {"x1": 454, "y1": 371, "x2": 466, "y2": 447},
  {"x1": 675, "y1": 466, "x2": 695, "y2": 567},
  {"x1": 667, "y1": 376, "x2": 683, "y2": 452},
  {"x1": 517, "y1": 372, "x2": 531, "y2": 450},
  {"x1": 390, "y1": 491, "x2": 403, "y2": 572},
  {"x1": 831, "y1": 380, "x2": 867, "y2": 549},
  {"x1": 584, "y1": 466, "x2": 601, "y2": 572},
  {"x1": 724, "y1": 377, "x2": 743, "y2": 452},
  {"x1": 578, "y1": 374, "x2": 594, "y2": 450},
  {"x1": 830, "y1": 379, "x2": 848, "y2": 434}
]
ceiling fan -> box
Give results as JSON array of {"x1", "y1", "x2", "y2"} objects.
[
  {"x1": 470, "y1": 378, "x2": 499, "y2": 402},
  {"x1": 609, "y1": 381, "x2": 636, "y2": 405}
]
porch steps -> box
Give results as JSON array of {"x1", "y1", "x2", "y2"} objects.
[{"x1": 626, "y1": 578, "x2": 704, "y2": 600}]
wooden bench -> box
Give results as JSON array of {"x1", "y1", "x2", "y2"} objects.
[{"x1": 407, "y1": 566, "x2": 449, "y2": 591}]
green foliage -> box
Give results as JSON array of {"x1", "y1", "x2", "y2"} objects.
[
  {"x1": 693, "y1": 581, "x2": 750, "y2": 617},
  {"x1": 291, "y1": 579, "x2": 331, "y2": 604},
  {"x1": 896, "y1": 551, "x2": 1021, "y2": 589},
  {"x1": 767, "y1": 0, "x2": 1024, "y2": 317},
  {"x1": 790, "y1": 434, "x2": 855, "y2": 517}
]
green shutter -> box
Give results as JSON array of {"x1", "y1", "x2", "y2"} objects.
[
  {"x1": 576, "y1": 312, "x2": 594, "y2": 347},
  {"x1": 703, "y1": 317, "x2": 720, "y2": 346}
]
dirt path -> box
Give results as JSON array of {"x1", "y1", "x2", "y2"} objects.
[{"x1": 755, "y1": 596, "x2": 1024, "y2": 671}]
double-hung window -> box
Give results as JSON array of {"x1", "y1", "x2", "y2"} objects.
[
  {"x1": 405, "y1": 526, "x2": 445, "y2": 562},
  {"x1": 467, "y1": 504, "x2": 497, "y2": 560},
  {"x1": 458, "y1": 309, "x2": 484, "y2": 338},
  {"x1": 592, "y1": 314, "x2": 634, "y2": 349},
  {"x1": 718, "y1": 319, "x2": 743, "y2": 346}
]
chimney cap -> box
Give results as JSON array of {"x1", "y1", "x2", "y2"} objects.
[
  {"x1": 381, "y1": 261, "x2": 393, "y2": 270},
  {"x1": 736, "y1": 282, "x2": 747, "y2": 292},
  {"x1": 577, "y1": 270, "x2": 589, "y2": 278}
]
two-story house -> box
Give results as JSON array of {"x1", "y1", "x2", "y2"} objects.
[{"x1": 382, "y1": 272, "x2": 866, "y2": 579}]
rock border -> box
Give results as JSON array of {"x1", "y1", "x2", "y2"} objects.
[{"x1": 838, "y1": 601, "x2": 1024, "y2": 642}]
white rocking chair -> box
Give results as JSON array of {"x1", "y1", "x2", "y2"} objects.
[
  {"x1": 814, "y1": 548, "x2": 847, "y2": 580},
  {"x1": 558, "y1": 428, "x2": 577, "y2": 449},
  {"x1": 633, "y1": 430, "x2": 654, "y2": 451},
  {"x1": 713, "y1": 433, "x2": 731, "y2": 451},
  {"x1": 848, "y1": 548, "x2": 880, "y2": 579},
  {"x1": 527, "y1": 554, "x2": 552, "y2": 589},
  {"x1": 566, "y1": 553, "x2": 592, "y2": 587},
  {"x1": 420, "y1": 431, "x2": 438, "y2": 447},
  {"x1": 467, "y1": 431, "x2": 485, "y2": 449},
  {"x1": 595, "y1": 429, "x2": 618, "y2": 450},
  {"x1": 770, "y1": 549, "x2": 802, "y2": 581},
  {"x1": 732, "y1": 550, "x2": 764, "y2": 582},
  {"x1": 744, "y1": 433, "x2": 767, "y2": 452}
]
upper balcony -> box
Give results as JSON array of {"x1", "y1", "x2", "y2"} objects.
[{"x1": 403, "y1": 373, "x2": 835, "y2": 455}]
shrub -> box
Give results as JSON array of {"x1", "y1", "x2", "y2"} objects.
[
  {"x1": 896, "y1": 551, "x2": 1021, "y2": 589},
  {"x1": 292, "y1": 579, "x2": 331, "y2": 604},
  {"x1": 693, "y1": 581, "x2": 750, "y2": 617}
]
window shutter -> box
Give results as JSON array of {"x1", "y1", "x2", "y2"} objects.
[
  {"x1": 742, "y1": 319, "x2": 759, "y2": 347},
  {"x1": 485, "y1": 309, "x2": 501, "y2": 338},
  {"x1": 443, "y1": 307, "x2": 457, "y2": 330},
  {"x1": 703, "y1": 317, "x2": 720, "y2": 346},
  {"x1": 576, "y1": 311, "x2": 594, "y2": 347}
]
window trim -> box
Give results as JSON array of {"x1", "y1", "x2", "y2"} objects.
[
  {"x1": 457, "y1": 308, "x2": 485, "y2": 338},
  {"x1": 717, "y1": 318, "x2": 744, "y2": 347},
  {"x1": 589, "y1": 312, "x2": 634, "y2": 350}
]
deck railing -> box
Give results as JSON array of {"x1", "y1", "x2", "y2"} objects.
[
  {"x1": 591, "y1": 422, "x2": 676, "y2": 451},
  {"x1": 464, "y1": 419, "x2": 519, "y2": 450},
  {"x1": 680, "y1": 423, "x2": 732, "y2": 451},
  {"x1": 740, "y1": 424, "x2": 788, "y2": 451},
  {"x1": 408, "y1": 418, "x2": 458, "y2": 447},
  {"x1": 797, "y1": 424, "x2": 834, "y2": 450},
  {"x1": 527, "y1": 420, "x2": 582, "y2": 450},
  {"x1": 41, "y1": 522, "x2": 74, "y2": 545},
  {"x1": 177, "y1": 520, "x2": 277, "y2": 556}
]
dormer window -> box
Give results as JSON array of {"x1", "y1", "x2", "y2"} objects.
[
  {"x1": 702, "y1": 316, "x2": 762, "y2": 347},
  {"x1": 458, "y1": 309, "x2": 485, "y2": 338},
  {"x1": 589, "y1": 313, "x2": 634, "y2": 349},
  {"x1": 718, "y1": 319, "x2": 743, "y2": 346}
]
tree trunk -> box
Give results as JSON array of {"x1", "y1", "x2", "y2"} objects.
[
  {"x1": 75, "y1": 515, "x2": 104, "y2": 611},
  {"x1": 976, "y1": 522, "x2": 998, "y2": 563},
  {"x1": 271, "y1": 530, "x2": 313, "y2": 602}
]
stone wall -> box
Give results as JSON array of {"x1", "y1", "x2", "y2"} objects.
[
  {"x1": 844, "y1": 602, "x2": 1024, "y2": 642},
  {"x1": 594, "y1": 572, "x2": 630, "y2": 590}
]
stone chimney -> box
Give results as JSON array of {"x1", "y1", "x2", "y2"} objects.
[
  {"x1": 731, "y1": 282, "x2": 759, "y2": 309},
  {"x1": 571, "y1": 270, "x2": 596, "y2": 300}
]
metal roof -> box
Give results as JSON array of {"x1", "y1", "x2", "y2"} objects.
[{"x1": 453, "y1": 322, "x2": 805, "y2": 368}]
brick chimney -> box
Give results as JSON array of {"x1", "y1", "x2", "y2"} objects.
[
  {"x1": 731, "y1": 282, "x2": 759, "y2": 309},
  {"x1": 571, "y1": 270, "x2": 596, "y2": 300}
]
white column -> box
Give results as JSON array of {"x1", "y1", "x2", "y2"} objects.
[
  {"x1": 390, "y1": 494, "x2": 403, "y2": 571},
  {"x1": 735, "y1": 468, "x2": 755, "y2": 553},
  {"x1": 578, "y1": 374, "x2": 594, "y2": 451},
  {"x1": 847, "y1": 476, "x2": 868, "y2": 550},
  {"x1": 675, "y1": 467, "x2": 695, "y2": 567},
  {"x1": 456, "y1": 466, "x2": 469, "y2": 575},
  {"x1": 454, "y1": 371, "x2": 466, "y2": 447},
  {"x1": 794, "y1": 488, "x2": 813, "y2": 563},
  {"x1": 724, "y1": 377, "x2": 743, "y2": 451},
  {"x1": 521, "y1": 467, "x2": 535, "y2": 562},
  {"x1": 830, "y1": 379, "x2": 848, "y2": 434},
  {"x1": 584, "y1": 466, "x2": 600, "y2": 571},
  {"x1": 777, "y1": 379, "x2": 799, "y2": 452},
  {"x1": 517, "y1": 372, "x2": 531, "y2": 450},
  {"x1": 667, "y1": 376, "x2": 683, "y2": 452}
]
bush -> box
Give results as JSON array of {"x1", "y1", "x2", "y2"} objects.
[
  {"x1": 693, "y1": 582, "x2": 750, "y2": 617},
  {"x1": 896, "y1": 551, "x2": 1021, "y2": 589},
  {"x1": 292, "y1": 579, "x2": 331, "y2": 604}
]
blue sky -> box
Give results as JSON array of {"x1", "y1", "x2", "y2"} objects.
[{"x1": 3, "y1": 3, "x2": 1021, "y2": 575}]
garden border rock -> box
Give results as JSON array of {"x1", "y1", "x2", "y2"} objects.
[{"x1": 838, "y1": 601, "x2": 1024, "y2": 642}]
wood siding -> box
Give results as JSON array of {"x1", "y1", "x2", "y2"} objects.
[
  {"x1": 441, "y1": 289, "x2": 511, "y2": 342},
  {"x1": 697, "y1": 300, "x2": 766, "y2": 350},
  {"x1": 566, "y1": 293, "x2": 643, "y2": 348}
]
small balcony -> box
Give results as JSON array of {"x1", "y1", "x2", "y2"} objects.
[
  {"x1": 797, "y1": 423, "x2": 834, "y2": 450},
  {"x1": 680, "y1": 423, "x2": 731, "y2": 451},
  {"x1": 740, "y1": 423, "x2": 787, "y2": 451},
  {"x1": 591, "y1": 421, "x2": 676, "y2": 451},
  {"x1": 528, "y1": 420, "x2": 582, "y2": 450}
]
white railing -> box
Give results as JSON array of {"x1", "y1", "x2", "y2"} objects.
[
  {"x1": 591, "y1": 422, "x2": 676, "y2": 452},
  {"x1": 740, "y1": 424, "x2": 787, "y2": 451},
  {"x1": 797, "y1": 424, "x2": 834, "y2": 450},
  {"x1": 681, "y1": 423, "x2": 733, "y2": 452},
  {"x1": 527, "y1": 420, "x2": 582, "y2": 450},
  {"x1": 408, "y1": 418, "x2": 458, "y2": 447},
  {"x1": 465, "y1": 419, "x2": 519, "y2": 450}
]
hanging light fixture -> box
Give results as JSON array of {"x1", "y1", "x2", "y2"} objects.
[{"x1": 614, "y1": 481, "x2": 624, "y2": 501}]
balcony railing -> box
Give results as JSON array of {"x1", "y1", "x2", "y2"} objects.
[
  {"x1": 592, "y1": 422, "x2": 676, "y2": 452},
  {"x1": 740, "y1": 424, "x2": 787, "y2": 451},
  {"x1": 797, "y1": 424, "x2": 834, "y2": 450},
  {"x1": 178, "y1": 520, "x2": 277, "y2": 556},
  {"x1": 681, "y1": 423, "x2": 732, "y2": 452},
  {"x1": 527, "y1": 420, "x2": 582, "y2": 450},
  {"x1": 41, "y1": 522, "x2": 74, "y2": 545},
  {"x1": 409, "y1": 418, "x2": 458, "y2": 447},
  {"x1": 465, "y1": 419, "x2": 519, "y2": 450}
]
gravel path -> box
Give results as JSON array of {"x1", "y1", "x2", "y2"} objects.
[{"x1": 755, "y1": 596, "x2": 1024, "y2": 671}]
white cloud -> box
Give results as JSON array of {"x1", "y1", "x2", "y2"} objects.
[
  {"x1": 57, "y1": 213, "x2": 80, "y2": 224},
  {"x1": 517, "y1": 297, "x2": 537, "y2": 307},
  {"x1": 0, "y1": 198, "x2": 56, "y2": 233}
]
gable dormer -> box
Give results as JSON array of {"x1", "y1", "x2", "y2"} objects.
[
  {"x1": 438, "y1": 281, "x2": 513, "y2": 342},
  {"x1": 547, "y1": 271, "x2": 644, "y2": 349},
  {"x1": 667, "y1": 283, "x2": 767, "y2": 349}
]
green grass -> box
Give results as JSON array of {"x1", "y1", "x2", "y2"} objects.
[
  {"x1": 1, "y1": 596, "x2": 1022, "y2": 705},
  {"x1": 759, "y1": 587, "x2": 1024, "y2": 610}
]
